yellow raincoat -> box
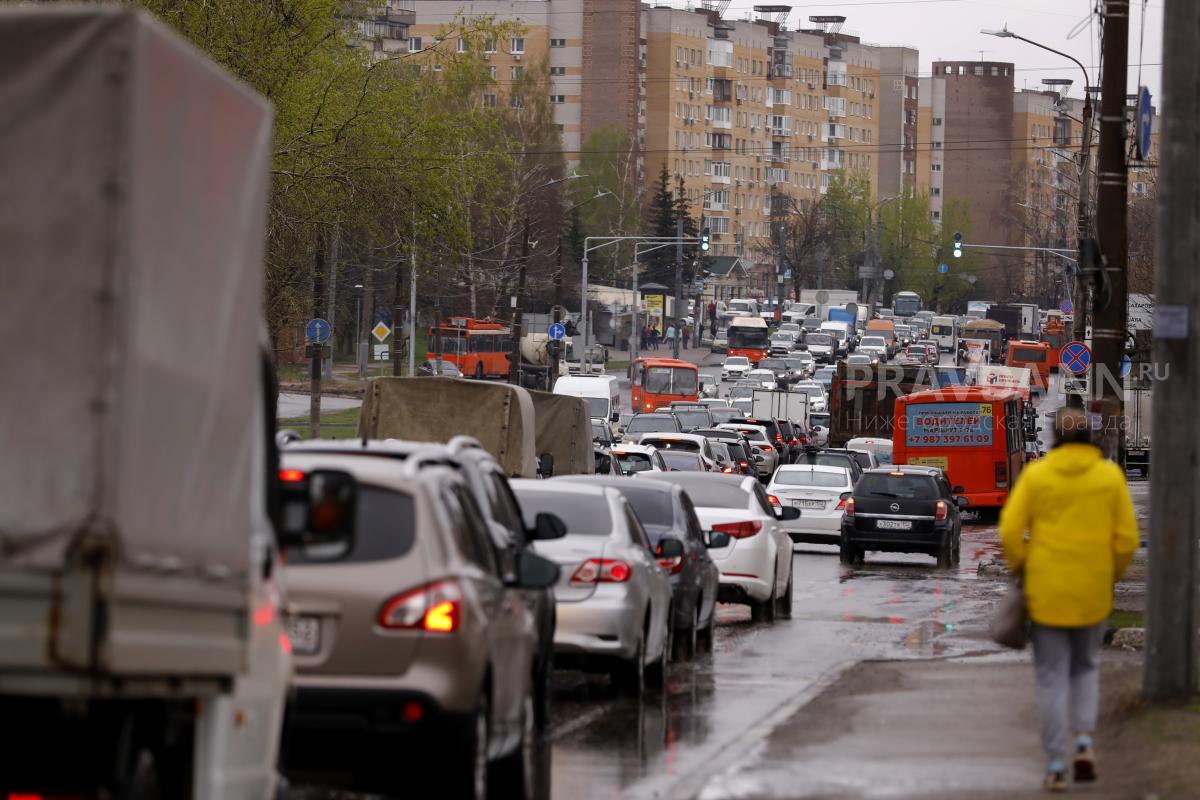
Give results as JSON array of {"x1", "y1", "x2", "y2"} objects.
[{"x1": 998, "y1": 443, "x2": 1139, "y2": 627}]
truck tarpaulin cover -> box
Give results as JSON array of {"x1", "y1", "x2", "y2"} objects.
[
  {"x1": 359, "y1": 378, "x2": 538, "y2": 477},
  {"x1": 526, "y1": 390, "x2": 595, "y2": 476},
  {"x1": 0, "y1": 9, "x2": 271, "y2": 579}
]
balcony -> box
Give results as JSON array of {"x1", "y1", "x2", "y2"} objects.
[{"x1": 713, "y1": 79, "x2": 734, "y2": 103}]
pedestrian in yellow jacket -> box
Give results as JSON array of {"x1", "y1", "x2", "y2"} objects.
[{"x1": 999, "y1": 407, "x2": 1138, "y2": 792}]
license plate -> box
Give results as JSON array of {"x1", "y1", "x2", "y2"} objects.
[
  {"x1": 288, "y1": 615, "x2": 321, "y2": 655},
  {"x1": 794, "y1": 499, "x2": 825, "y2": 509},
  {"x1": 876, "y1": 519, "x2": 912, "y2": 530}
]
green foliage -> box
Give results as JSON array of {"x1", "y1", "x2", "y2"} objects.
[{"x1": 573, "y1": 124, "x2": 641, "y2": 284}]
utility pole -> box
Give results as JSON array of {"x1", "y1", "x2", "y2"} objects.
[
  {"x1": 550, "y1": 235, "x2": 563, "y2": 387},
  {"x1": 1088, "y1": 0, "x2": 1129, "y2": 461},
  {"x1": 776, "y1": 221, "x2": 787, "y2": 309},
  {"x1": 1144, "y1": 0, "x2": 1199, "y2": 702},
  {"x1": 324, "y1": 228, "x2": 338, "y2": 379},
  {"x1": 408, "y1": 206, "x2": 418, "y2": 377},
  {"x1": 673, "y1": 217, "x2": 683, "y2": 359},
  {"x1": 509, "y1": 218, "x2": 530, "y2": 385},
  {"x1": 862, "y1": 215, "x2": 872, "y2": 306},
  {"x1": 309, "y1": 234, "x2": 326, "y2": 439}
]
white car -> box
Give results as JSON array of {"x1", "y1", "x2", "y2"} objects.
[
  {"x1": 857, "y1": 336, "x2": 889, "y2": 362},
  {"x1": 611, "y1": 443, "x2": 669, "y2": 474},
  {"x1": 716, "y1": 422, "x2": 779, "y2": 478},
  {"x1": 637, "y1": 432, "x2": 720, "y2": 471},
  {"x1": 641, "y1": 473, "x2": 795, "y2": 622},
  {"x1": 745, "y1": 369, "x2": 778, "y2": 390},
  {"x1": 699, "y1": 397, "x2": 731, "y2": 409},
  {"x1": 808, "y1": 412, "x2": 831, "y2": 447},
  {"x1": 803, "y1": 332, "x2": 836, "y2": 363},
  {"x1": 791, "y1": 382, "x2": 828, "y2": 413},
  {"x1": 513, "y1": 482, "x2": 675, "y2": 695},
  {"x1": 722, "y1": 356, "x2": 751, "y2": 381},
  {"x1": 767, "y1": 464, "x2": 855, "y2": 546},
  {"x1": 845, "y1": 437, "x2": 894, "y2": 466},
  {"x1": 846, "y1": 353, "x2": 877, "y2": 368}
]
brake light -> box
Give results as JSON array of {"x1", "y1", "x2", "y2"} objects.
[
  {"x1": 712, "y1": 520, "x2": 763, "y2": 539},
  {"x1": 279, "y1": 469, "x2": 305, "y2": 483},
  {"x1": 844, "y1": 498, "x2": 855, "y2": 518},
  {"x1": 571, "y1": 559, "x2": 633, "y2": 584},
  {"x1": 995, "y1": 461, "x2": 1009, "y2": 488},
  {"x1": 835, "y1": 492, "x2": 851, "y2": 511},
  {"x1": 379, "y1": 580, "x2": 463, "y2": 633},
  {"x1": 722, "y1": 466, "x2": 733, "y2": 473},
  {"x1": 767, "y1": 494, "x2": 781, "y2": 507},
  {"x1": 738, "y1": 460, "x2": 749, "y2": 468},
  {"x1": 788, "y1": 438, "x2": 799, "y2": 445},
  {"x1": 935, "y1": 500, "x2": 948, "y2": 521},
  {"x1": 657, "y1": 555, "x2": 684, "y2": 574}
]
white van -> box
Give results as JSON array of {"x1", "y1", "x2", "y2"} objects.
[
  {"x1": 930, "y1": 315, "x2": 957, "y2": 352},
  {"x1": 725, "y1": 298, "x2": 761, "y2": 318},
  {"x1": 819, "y1": 321, "x2": 853, "y2": 357},
  {"x1": 553, "y1": 374, "x2": 621, "y2": 421}
]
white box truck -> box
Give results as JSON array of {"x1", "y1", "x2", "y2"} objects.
[
  {"x1": 0, "y1": 8, "x2": 336, "y2": 797},
  {"x1": 752, "y1": 390, "x2": 810, "y2": 425}
]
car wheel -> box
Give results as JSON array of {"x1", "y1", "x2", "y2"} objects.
[
  {"x1": 839, "y1": 537, "x2": 859, "y2": 565},
  {"x1": 648, "y1": 611, "x2": 671, "y2": 687},
  {"x1": 698, "y1": 606, "x2": 715, "y2": 653},
  {"x1": 952, "y1": 531, "x2": 962, "y2": 565},
  {"x1": 451, "y1": 690, "x2": 489, "y2": 800},
  {"x1": 490, "y1": 689, "x2": 536, "y2": 800},
  {"x1": 936, "y1": 534, "x2": 953, "y2": 569},
  {"x1": 612, "y1": 630, "x2": 645, "y2": 697},
  {"x1": 751, "y1": 583, "x2": 776, "y2": 623},
  {"x1": 673, "y1": 604, "x2": 700, "y2": 661},
  {"x1": 776, "y1": 574, "x2": 793, "y2": 619}
]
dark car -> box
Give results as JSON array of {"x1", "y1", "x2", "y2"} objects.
[
  {"x1": 757, "y1": 357, "x2": 795, "y2": 388},
  {"x1": 840, "y1": 467, "x2": 967, "y2": 567},
  {"x1": 553, "y1": 476, "x2": 721, "y2": 657},
  {"x1": 692, "y1": 428, "x2": 756, "y2": 476},
  {"x1": 672, "y1": 407, "x2": 714, "y2": 431},
  {"x1": 417, "y1": 358, "x2": 462, "y2": 377},
  {"x1": 791, "y1": 448, "x2": 864, "y2": 485},
  {"x1": 592, "y1": 418, "x2": 615, "y2": 447},
  {"x1": 707, "y1": 407, "x2": 747, "y2": 425},
  {"x1": 660, "y1": 450, "x2": 708, "y2": 472},
  {"x1": 776, "y1": 420, "x2": 806, "y2": 463},
  {"x1": 625, "y1": 412, "x2": 682, "y2": 438}
]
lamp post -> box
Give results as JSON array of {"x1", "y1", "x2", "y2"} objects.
[
  {"x1": 354, "y1": 283, "x2": 365, "y2": 378},
  {"x1": 866, "y1": 195, "x2": 899, "y2": 306}
]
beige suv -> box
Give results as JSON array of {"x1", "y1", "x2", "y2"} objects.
[{"x1": 278, "y1": 452, "x2": 558, "y2": 799}]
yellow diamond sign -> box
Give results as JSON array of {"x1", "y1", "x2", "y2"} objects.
[{"x1": 371, "y1": 321, "x2": 391, "y2": 342}]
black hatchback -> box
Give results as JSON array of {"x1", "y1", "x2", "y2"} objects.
[{"x1": 839, "y1": 467, "x2": 967, "y2": 567}]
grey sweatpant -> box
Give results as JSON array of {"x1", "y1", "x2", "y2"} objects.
[{"x1": 1031, "y1": 622, "x2": 1107, "y2": 763}]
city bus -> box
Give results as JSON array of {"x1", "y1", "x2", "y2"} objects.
[
  {"x1": 1040, "y1": 317, "x2": 1068, "y2": 372},
  {"x1": 429, "y1": 317, "x2": 512, "y2": 378},
  {"x1": 893, "y1": 386, "x2": 1027, "y2": 512},
  {"x1": 630, "y1": 357, "x2": 700, "y2": 412},
  {"x1": 726, "y1": 316, "x2": 770, "y2": 365},
  {"x1": 892, "y1": 290, "x2": 922, "y2": 317},
  {"x1": 1005, "y1": 340, "x2": 1051, "y2": 393}
]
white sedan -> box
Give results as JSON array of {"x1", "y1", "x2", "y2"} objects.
[
  {"x1": 766, "y1": 464, "x2": 854, "y2": 547},
  {"x1": 641, "y1": 473, "x2": 795, "y2": 622},
  {"x1": 745, "y1": 369, "x2": 778, "y2": 390},
  {"x1": 721, "y1": 356, "x2": 751, "y2": 381}
]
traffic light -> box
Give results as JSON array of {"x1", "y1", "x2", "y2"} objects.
[
  {"x1": 700, "y1": 227, "x2": 710, "y2": 252},
  {"x1": 952, "y1": 231, "x2": 963, "y2": 259}
]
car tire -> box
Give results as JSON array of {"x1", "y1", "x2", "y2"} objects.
[
  {"x1": 648, "y1": 612, "x2": 671, "y2": 687},
  {"x1": 751, "y1": 584, "x2": 776, "y2": 623},
  {"x1": 490, "y1": 688, "x2": 537, "y2": 800},
  {"x1": 776, "y1": 574, "x2": 793, "y2": 619},
  {"x1": 839, "y1": 537, "x2": 859, "y2": 565},
  {"x1": 612, "y1": 630, "x2": 645, "y2": 697},
  {"x1": 698, "y1": 607, "x2": 715, "y2": 654},
  {"x1": 936, "y1": 535, "x2": 953, "y2": 569},
  {"x1": 952, "y1": 530, "x2": 962, "y2": 565},
  {"x1": 452, "y1": 690, "x2": 490, "y2": 800},
  {"x1": 673, "y1": 604, "x2": 700, "y2": 662}
]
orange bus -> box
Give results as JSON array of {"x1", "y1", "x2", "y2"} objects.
[
  {"x1": 630, "y1": 357, "x2": 700, "y2": 412},
  {"x1": 893, "y1": 387, "x2": 1026, "y2": 512},
  {"x1": 1006, "y1": 340, "x2": 1051, "y2": 393},
  {"x1": 726, "y1": 316, "x2": 770, "y2": 364},
  {"x1": 1040, "y1": 318, "x2": 1068, "y2": 372},
  {"x1": 429, "y1": 317, "x2": 512, "y2": 379}
]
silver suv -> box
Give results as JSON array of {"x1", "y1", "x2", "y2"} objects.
[{"x1": 279, "y1": 452, "x2": 558, "y2": 799}]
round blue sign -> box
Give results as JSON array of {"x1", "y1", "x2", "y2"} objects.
[
  {"x1": 938, "y1": 262, "x2": 948, "y2": 274},
  {"x1": 1060, "y1": 341, "x2": 1091, "y2": 375},
  {"x1": 1060, "y1": 298, "x2": 1074, "y2": 315},
  {"x1": 1136, "y1": 87, "x2": 1153, "y2": 161},
  {"x1": 305, "y1": 318, "x2": 331, "y2": 344},
  {"x1": 1120, "y1": 354, "x2": 1132, "y2": 379},
  {"x1": 548, "y1": 322, "x2": 566, "y2": 341}
]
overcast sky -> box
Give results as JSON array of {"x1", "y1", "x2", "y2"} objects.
[{"x1": 724, "y1": 0, "x2": 1164, "y2": 102}]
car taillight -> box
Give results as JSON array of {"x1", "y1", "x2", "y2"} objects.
[
  {"x1": 995, "y1": 461, "x2": 1009, "y2": 488},
  {"x1": 767, "y1": 494, "x2": 781, "y2": 507},
  {"x1": 657, "y1": 555, "x2": 684, "y2": 574},
  {"x1": 379, "y1": 580, "x2": 463, "y2": 633},
  {"x1": 788, "y1": 438, "x2": 799, "y2": 445},
  {"x1": 712, "y1": 520, "x2": 763, "y2": 539},
  {"x1": 836, "y1": 491, "x2": 851, "y2": 510},
  {"x1": 279, "y1": 468, "x2": 305, "y2": 483},
  {"x1": 935, "y1": 500, "x2": 948, "y2": 521},
  {"x1": 739, "y1": 460, "x2": 749, "y2": 468},
  {"x1": 722, "y1": 466, "x2": 734, "y2": 473},
  {"x1": 844, "y1": 498, "x2": 855, "y2": 518},
  {"x1": 571, "y1": 559, "x2": 632, "y2": 584}
]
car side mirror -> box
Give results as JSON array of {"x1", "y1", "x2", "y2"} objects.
[
  {"x1": 277, "y1": 469, "x2": 357, "y2": 554},
  {"x1": 955, "y1": 496, "x2": 970, "y2": 508},
  {"x1": 537, "y1": 453, "x2": 555, "y2": 478},
  {"x1": 952, "y1": 485, "x2": 965, "y2": 494},
  {"x1": 704, "y1": 530, "x2": 732, "y2": 548},
  {"x1": 511, "y1": 551, "x2": 560, "y2": 589},
  {"x1": 656, "y1": 538, "x2": 685, "y2": 559},
  {"x1": 530, "y1": 512, "x2": 567, "y2": 541},
  {"x1": 611, "y1": 410, "x2": 620, "y2": 422},
  {"x1": 775, "y1": 505, "x2": 801, "y2": 521}
]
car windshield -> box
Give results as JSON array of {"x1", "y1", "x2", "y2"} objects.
[
  {"x1": 809, "y1": 413, "x2": 830, "y2": 428},
  {"x1": 642, "y1": 437, "x2": 700, "y2": 453},
  {"x1": 627, "y1": 415, "x2": 678, "y2": 434},
  {"x1": 673, "y1": 410, "x2": 711, "y2": 429},
  {"x1": 591, "y1": 420, "x2": 610, "y2": 440},
  {"x1": 801, "y1": 319, "x2": 822, "y2": 330},
  {"x1": 283, "y1": 485, "x2": 415, "y2": 564},
  {"x1": 661, "y1": 451, "x2": 705, "y2": 471},
  {"x1": 725, "y1": 357, "x2": 749, "y2": 366},
  {"x1": 580, "y1": 396, "x2": 610, "y2": 418},
  {"x1": 847, "y1": 451, "x2": 873, "y2": 469},
  {"x1": 645, "y1": 366, "x2": 698, "y2": 395},
  {"x1": 759, "y1": 359, "x2": 786, "y2": 370},
  {"x1": 798, "y1": 453, "x2": 854, "y2": 471},
  {"x1": 861, "y1": 337, "x2": 885, "y2": 347},
  {"x1": 728, "y1": 385, "x2": 754, "y2": 399},
  {"x1": 726, "y1": 427, "x2": 767, "y2": 443},
  {"x1": 615, "y1": 451, "x2": 654, "y2": 473},
  {"x1": 806, "y1": 334, "x2": 833, "y2": 345},
  {"x1": 516, "y1": 489, "x2": 614, "y2": 535},
  {"x1": 708, "y1": 408, "x2": 745, "y2": 423},
  {"x1": 857, "y1": 473, "x2": 938, "y2": 500},
  {"x1": 783, "y1": 358, "x2": 806, "y2": 369},
  {"x1": 728, "y1": 326, "x2": 770, "y2": 348},
  {"x1": 771, "y1": 334, "x2": 792, "y2": 343},
  {"x1": 847, "y1": 355, "x2": 871, "y2": 364},
  {"x1": 774, "y1": 469, "x2": 848, "y2": 488},
  {"x1": 650, "y1": 476, "x2": 751, "y2": 509},
  {"x1": 794, "y1": 385, "x2": 825, "y2": 399}
]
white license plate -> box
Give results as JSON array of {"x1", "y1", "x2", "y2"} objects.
[
  {"x1": 288, "y1": 616, "x2": 321, "y2": 655},
  {"x1": 876, "y1": 519, "x2": 912, "y2": 530},
  {"x1": 793, "y1": 499, "x2": 825, "y2": 509}
]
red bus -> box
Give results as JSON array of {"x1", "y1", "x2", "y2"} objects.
[
  {"x1": 1040, "y1": 318, "x2": 1068, "y2": 372},
  {"x1": 429, "y1": 317, "x2": 511, "y2": 379},
  {"x1": 1006, "y1": 340, "x2": 1051, "y2": 392},
  {"x1": 893, "y1": 387, "x2": 1027, "y2": 512},
  {"x1": 630, "y1": 357, "x2": 700, "y2": 412},
  {"x1": 726, "y1": 316, "x2": 769, "y2": 365}
]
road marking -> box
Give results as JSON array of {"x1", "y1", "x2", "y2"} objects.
[{"x1": 549, "y1": 703, "x2": 611, "y2": 739}]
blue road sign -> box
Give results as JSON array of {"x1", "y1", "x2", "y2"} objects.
[
  {"x1": 306, "y1": 318, "x2": 331, "y2": 344},
  {"x1": 1060, "y1": 341, "x2": 1091, "y2": 375},
  {"x1": 1136, "y1": 87, "x2": 1153, "y2": 161},
  {"x1": 937, "y1": 262, "x2": 948, "y2": 274},
  {"x1": 1060, "y1": 298, "x2": 1074, "y2": 315},
  {"x1": 1120, "y1": 354, "x2": 1132, "y2": 379},
  {"x1": 548, "y1": 322, "x2": 566, "y2": 341}
]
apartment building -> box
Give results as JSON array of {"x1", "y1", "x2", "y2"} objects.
[
  {"x1": 874, "y1": 46, "x2": 919, "y2": 197},
  {"x1": 407, "y1": 0, "x2": 640, "y2": 159}
]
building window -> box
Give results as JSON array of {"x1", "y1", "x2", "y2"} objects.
[
  {"x1": 957, "y1": 65, "x2": 965, "y2": 75},
  {"x1": 933, "y1": 141, "x2": 942, "y2": 149},
  {"x1": 483, "y1": 94, "x2": 497, "y2": 108},
  {"x1": 550, "y1": 38, "x2": 566, "y2": 48},
  {"x1": 484, "y1": 38, "x2": 496, "y2": 53},
  {"x1": 932, "y1": 162, "x2": 942, "y2": 171},
  {"x1": 944, "y1": 65, "x2": 952, "y2": 74},
  {"x1": 991, "y1": 66, "x2": 999, "y2": 76},
  {"x1": 550, "y1": 95, "x2": 565, "y2": 104},
  {"x1": 932, "y1": 187, "x2": 941, "y2": 196},
  {"x1": 510, "y1": 95, "x2": 524, "y2": 108},
  {"x1": 550, "y1": 66, "x2": 566, "y2": 76},
  {"x1": 488, "y1": 66, "x2": 496, "y2": 79},
  {"x1": 932, "y1": 210, "x2": 941, "y2": 220},
  {"x1": 510, "y1": 37, "x2": 525, "y2": 54},
  {"x1": 933, "y1": 117, "x2": 943, "y2": 126},
  {"x1": 974, "y1": 65, "x2": 984, "y2": 75},
  {"x1": 457, "y1": 38, "x2": 469, "y2": 53},
  {"x1": 408, "y1": 36, "x2": 422, "y2": 52},
  {"x1": 511, "y1": 66, "x2": 524, "y2": 80}
]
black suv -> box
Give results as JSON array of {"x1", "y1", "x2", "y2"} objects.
[{"x1": 840, "y1": 466, "x2": 966, "y2": 567}]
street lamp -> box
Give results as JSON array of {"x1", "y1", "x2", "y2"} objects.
[{"x1": 354, "y1": 283, "x2": 365, "y2": 378}]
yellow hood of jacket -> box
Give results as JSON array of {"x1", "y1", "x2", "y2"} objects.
[{"x1": 998, "y1": 443, "x2": 1138, "y2": 627}]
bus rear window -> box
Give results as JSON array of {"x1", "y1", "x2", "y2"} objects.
[{"x1": 1011, "y1": 347, "x2": 1047, "y2": 363}]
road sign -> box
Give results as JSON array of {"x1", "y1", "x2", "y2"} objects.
[
  {"x1": 1060, "y1": 341, "x2": 1091, "y2": 375},
  {"x1": 937, "y1": 262, "x2": 948, "y2": 274},
  {"x1": 1060, "y1": 298, "x2": 1074, "y2": 315},
  {"x1": 305, "y1": 318, "x2": 331, "y2": 344},
  {"x1": 883, "y1": 269, "x2": 895, "y2": 280},
  {"x1": 815, "y1": 289, "x2": 830, "y2": 304},
  {"x1": 1120, "y1": 354, "x2": 1132, "y2": 379},
  {"x1": 371, "y1": 321, "x2": 392, "y2": 342},
  {"x1": 1136, "y1": 86, "x2": 1153, "y2": 161},
  {"x1": 548, "y1": 322, "x2": 566, "y2": 340}
]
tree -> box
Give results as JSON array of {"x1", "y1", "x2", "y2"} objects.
[
  {"x1": 641, "y1": 164, "x2": 676, "y2": 282},
  {"x1": 573, "y1": 124, "x2": 641, "y2": 286}
]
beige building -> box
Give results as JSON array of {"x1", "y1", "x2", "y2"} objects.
[{"x1": 875, "y1": 46, "x2": 919, "y2": 197}]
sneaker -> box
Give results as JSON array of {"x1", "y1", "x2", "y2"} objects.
[
  {"x1": 1043, "y1": 769, "x2": 1068, "y2": 793},
  {"x1": 1073, "y1": 741, "x2": 1097, "y2": 783}
]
